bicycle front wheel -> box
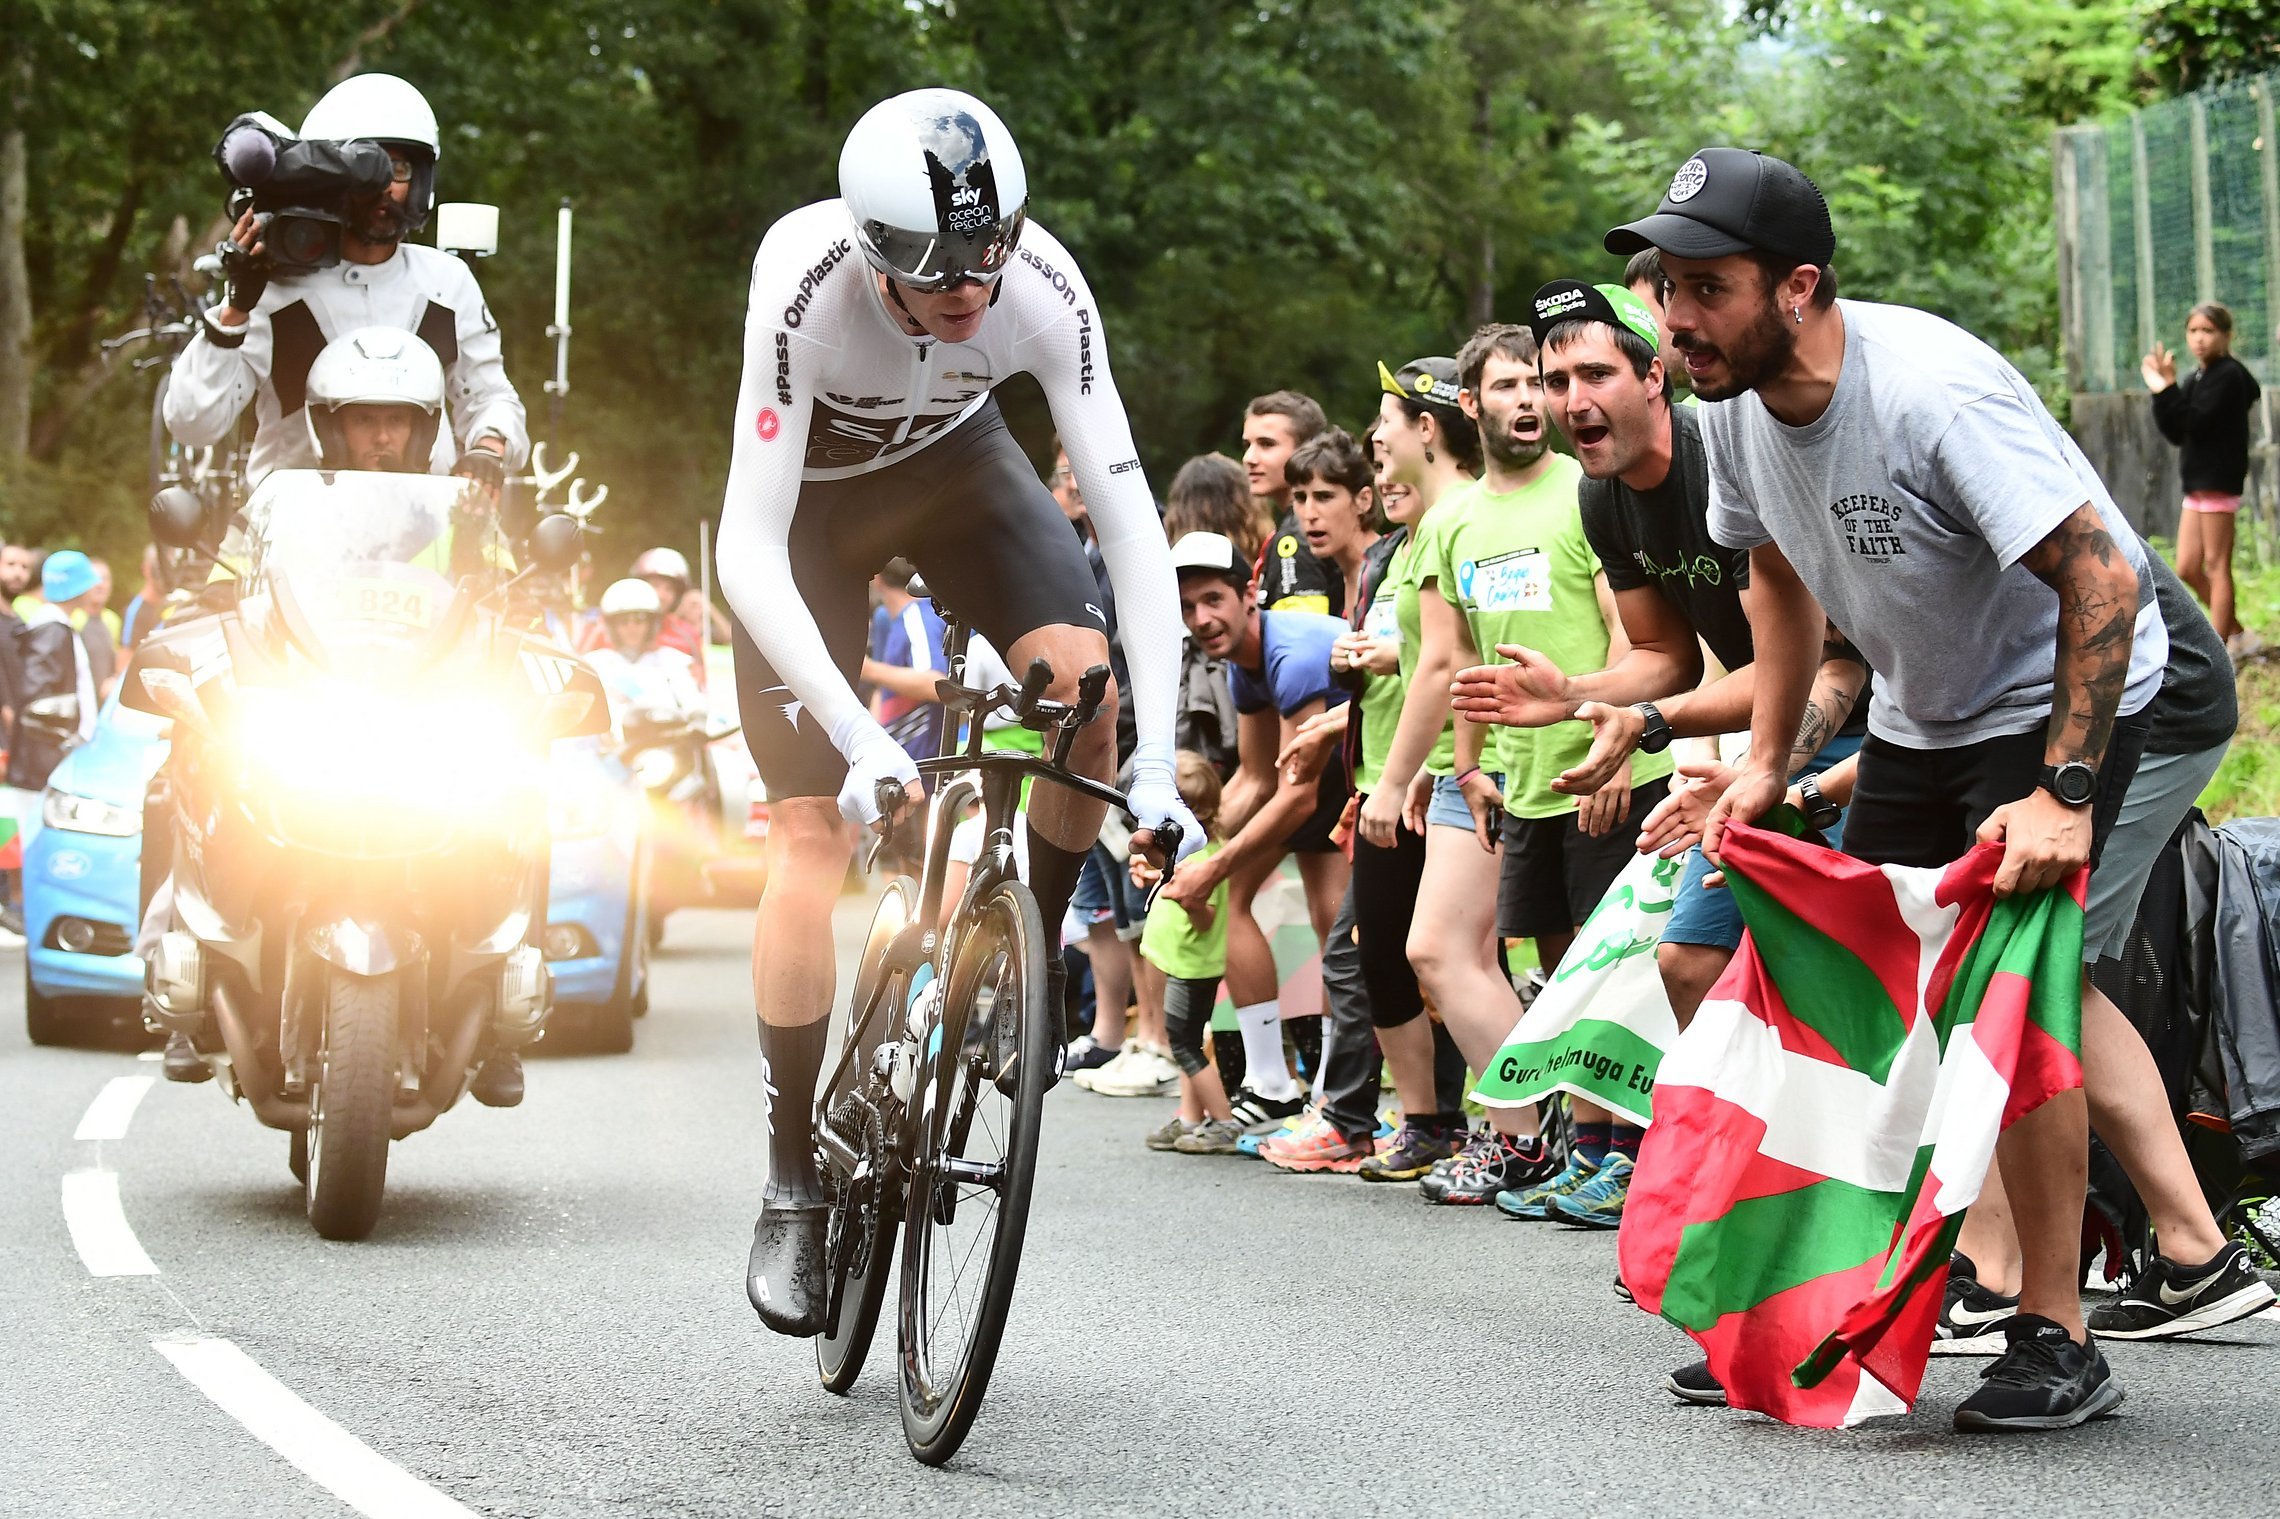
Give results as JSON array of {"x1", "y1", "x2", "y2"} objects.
[{"x1": 895, "y1": 877, "x2": 1050, "y2": 1465}]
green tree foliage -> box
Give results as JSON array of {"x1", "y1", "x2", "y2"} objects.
[
  {"x1": 2147, "y1": 0, "x2": 2280, "y2": 93},
  {"x1": 0, "y1": 0, "x2": 2215, "y2": 569}
]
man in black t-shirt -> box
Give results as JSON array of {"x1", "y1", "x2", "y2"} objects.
[
  {"x1": 1449, "y1": 278, "x2": 1868, "y2": 1024},
  {"x1": 1240, "y1": 390, "x2": 1342, "y2": 612}
]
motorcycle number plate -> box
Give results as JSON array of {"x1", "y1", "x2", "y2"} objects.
[{"x1": 337, "y1": 578, "x2": 434, "y2": 628}]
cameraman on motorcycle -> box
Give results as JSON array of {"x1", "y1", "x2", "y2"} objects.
[{"x1": 161, "y1": 73, "x2": 527, "y2": 491}]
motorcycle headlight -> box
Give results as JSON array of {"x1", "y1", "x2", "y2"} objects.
[
  {"x1": 630, "y1": 747, "x2": 680, "y2": 791},
  {"x1": 235, "y1": 684, "x2": 541, "y2": 820},
  {"x1": 44, "y1": 790, "x2": 140, "y2": 837}
]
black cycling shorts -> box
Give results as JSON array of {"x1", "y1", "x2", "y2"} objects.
[{"x1": 727, "y1": 399, "x2": 1107, "y2": 802}]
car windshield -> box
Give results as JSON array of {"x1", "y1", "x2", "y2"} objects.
[{"x1": 243, "y1": 469, "x2": 503, "y2": 647}]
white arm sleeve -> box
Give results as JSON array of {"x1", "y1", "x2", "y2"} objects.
[
  {"x1": 713, "y1": 240, "x2": 881, "y2": 764},
  {"x1": 162, "y1": 314, "x2": 267, "y2": 448},
  {"x1": 1024, "y1": 269, "x2": 1180, "y2": 764},
  {"x1": 446, "y1": 266, "x2": 530, "y2": 468}
]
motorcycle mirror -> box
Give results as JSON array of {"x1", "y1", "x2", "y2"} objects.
[
  {"x1": 149, "y1": 486, "x2": 208, "y2": 550},
  {"x1": 529, "y1": 513, "x2": 581, "y2": 573}
]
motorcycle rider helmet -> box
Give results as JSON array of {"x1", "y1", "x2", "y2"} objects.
[
  {"x1": 629, "y1": 547, "x2": 691, "y2": 602},
  {"x1": 301, "y1": 73, "x2": 441, "y2": 231},
  {"x1": 839, "y1": 88, "x2": 1027, "y2": 293},
  {"x1": 304, "y1": 326, "x2": 446, "y2": 471},
  {"x1": 599, "y1": 577, "x2": 663, "y2": 619}
]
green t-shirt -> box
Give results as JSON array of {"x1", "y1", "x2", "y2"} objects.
[
  {"x1": 1140, "y1": 841, "x2": 1230, "y2": 980},
  {"x1": 1354, "y1": 569, "x2": 1404, "y2": 795},
  {"x1": 1390, "y1": 486, "x2": 1472, "y2": 778},
  {"x1": 1435, "y1": 455, "x2": 1673, "y2": 818}
]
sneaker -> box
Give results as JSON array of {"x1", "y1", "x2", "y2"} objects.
[
  {"x1": 1547, "y1": 1152, "x2": 1633, "y2": 1228},
  {"x1": 1952, "y1": 1315, "x2": 2125, "y2": 1432},
  {"x1": 1227, "y1": 1085, "x2": 1308, "y2": 1131},
  {"x1": 1144, "y1": 1115, "x2": 1194, "y2": 1151},
  {"x1": 1496, "y1": 1150, "x2": 1598, "y2": 1220},
  {"x1": 2228, "y1": 629, "x2": 2265, "y2": 664},
  {"x1": 161, "y1": 1031, "x2": 212, "y2": 1084},
  {"x1": 1667, "y1": 1360, "x2": 1727, "y2": 1406},
  {"x1": 1083, "y1": 1045, "x2": 1179, "y2": 1097},
  {"x1": 1063, "y1": 1034, "x2": 1122, "y2": 1075},
  {"x1": 1932, "y1": 1251, "x2": 2020, "y2": 1355},
  {"x1": 1173, "y1": 1117, "x2": 1247, "y2": 1155},
  {"x1": 1426, "y1": 1130, "x2": 1557, "y2": 1206},
  {"x1": 1358, "y1": 1122, "x2": 1457, "y2": 1182},
  {"x1": 1612, "y1": 1271, "x2": 1634, "y2": 1305},
  {"x1": 469, "y1": 1050, "x2": 524, "y2": 1108},
  {"x1": 1262, "y1": 1118, "x2": 1374, "y2": 1174},
  {"x1": 2087, "y1": 1243, "x2": 2277, "y2": 1340}
]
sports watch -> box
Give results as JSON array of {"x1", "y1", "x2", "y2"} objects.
[
  {"x1": 1632, "y1": 702, "x2": 1673, "y2": 755},
  {"x1": 2038, "y1": 761, "x2": 2097, "y2": 808},
  {"x1": 1797, "y1": 773, "x2": 1841, "y2": 831}
]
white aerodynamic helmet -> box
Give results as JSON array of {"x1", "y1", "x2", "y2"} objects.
[
  {"x1": 304, "y1": 326, "x2": 445, "y2": 470},
  {"x1": 599, "y1": 578, "x2": 664, "y2": 618},
  {"x1": 839, "y1": 88, "x2": 1027, "y2": 292},
  {"x1": 302, "y1": 73, "x2": 441, "y2": 227}
]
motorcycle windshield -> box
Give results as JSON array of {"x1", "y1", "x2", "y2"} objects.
[{"x1": 244, "y1": 470, "x2": 502, "y2": 658}]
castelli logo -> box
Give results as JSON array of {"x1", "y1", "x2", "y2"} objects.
[
  {"x1": 756, "y1": 407, "x2": 781, "y2": 442},
  {"x1": 1667, "y1": 158, "x2": 1709, "y2": 204}
]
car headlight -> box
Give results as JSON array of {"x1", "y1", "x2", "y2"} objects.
[{"x1": 44, "y1": 790, "x2": 140, "y2": 837}]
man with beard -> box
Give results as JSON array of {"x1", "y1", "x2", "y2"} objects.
[
  {"x1": 165, "y1": 74, "x2": 527, "y2": 490},
  {"x1": 1241, "y1": 391, "x2": 1341, "y2": 613},
  {"x1": 1617, "y1": 147, "x2": 2270, "y2": 1431},
  {"x1": 1414, "y1": 323, "x2": 1675, "y2": 1209}
]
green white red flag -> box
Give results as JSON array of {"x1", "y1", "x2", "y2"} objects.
[{"x1": 1618, "y1": 822, "x2": 2085, "y2": 1428}]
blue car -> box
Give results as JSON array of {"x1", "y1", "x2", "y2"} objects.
[
  {"x1": 23, "y1": 697, "x2": 169, "y2": 1044},
  {"x1": 542, "y1": 738, "x2": 651, "y2": 1053}
]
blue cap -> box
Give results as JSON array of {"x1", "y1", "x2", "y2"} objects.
[{"x1": 42, "y1": 550, "x2": 99, "y2": 604}]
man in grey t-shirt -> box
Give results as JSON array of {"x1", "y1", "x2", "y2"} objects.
[{"x1": 1605, "y1": 147, "x2": 2269, "y2": 1433}]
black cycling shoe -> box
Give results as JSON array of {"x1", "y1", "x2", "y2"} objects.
[
  {"x1": 1952, "y1": 1315, "x2": 2124, "y2": 1432},
  {"x1": 1668, "y1": 1360, "x2": 1727, "y2": 1406},
  {"x1": 469, "y1": 1050, "x2": 524, "y2": 1108},
  {"x1": 747, "y1": 1200, "x2": 830, "y2": 1336},
  {"x1": 161, "y1": 1032, "x2": 211, "y2": 1084}
]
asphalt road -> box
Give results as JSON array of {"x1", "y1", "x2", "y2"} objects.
[{"x1": 5, "y1": 901, "x2": 2278, "y2": 1518}]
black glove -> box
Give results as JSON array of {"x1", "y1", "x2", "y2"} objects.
[
  {"x1": 453, "y1": 449, "x2": 507, "y2": 491},
  {"x1": 217, "y1": 235, "x2": 269, "y2": 315}
]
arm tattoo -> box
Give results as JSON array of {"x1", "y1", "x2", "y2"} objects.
[{"x1": 2021, "y1": 505, "x2": 2136, "y2": 769}]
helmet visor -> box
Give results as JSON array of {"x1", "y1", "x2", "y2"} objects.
[{"x1": 857, "y1": 207, "x2": 1026, "y2": 293}]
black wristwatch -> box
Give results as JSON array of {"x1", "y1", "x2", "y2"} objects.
[
  {"x1": 1632, "y1": 701, "x2": 1673, "y2": 755},
  {"x1": 1797, "y1": 773, "x2": 1841, "y2": 831},
  {"x1": 2038, "y1": 761, "x2": 2097, "y2": 808}
]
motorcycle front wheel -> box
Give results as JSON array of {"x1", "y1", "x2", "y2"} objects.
[{"x1": 305, "y1": 969, "x2": 397, "y2": 1241}]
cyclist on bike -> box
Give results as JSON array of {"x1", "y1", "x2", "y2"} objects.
[
  {"x1": 162, "y1": 74, "x2": 526, "y2": 491},
  {"x1": 717, "y1": 88, "x2": 1196, "y2": 1336}
]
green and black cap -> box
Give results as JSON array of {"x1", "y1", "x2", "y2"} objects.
[
  {"x1": 1530, "y1": 279, "x2": 1663, "y2": 353},
  {"x1": 1378, "y1": 356, "x2": 1465, "y2": 411}
]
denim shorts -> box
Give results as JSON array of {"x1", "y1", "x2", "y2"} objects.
[
  {"x1": 1662, "y1": 734, "x2": 1862, "y2": 951},
  {"x1": 1072, "y1": 841, "x2": 1149, "y2": 941},
  {"x1": 1426, "y1": 771, "x2": 1501, "y2": 831}
]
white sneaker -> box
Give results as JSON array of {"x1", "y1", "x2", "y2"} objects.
[
  {"x1": 1131, "y1": 1042, "x2": 1183, "y2": 1088},
  {"x1": 1071, "y1": 1045, "x2": 1130, "y2": 1093},
  {"x1": 2228, "y1": 629, "x2": 2265, "y2": 663},
  {"x1": 1086, "y1": 1044, "x2": 1179, "y2": 1097}
]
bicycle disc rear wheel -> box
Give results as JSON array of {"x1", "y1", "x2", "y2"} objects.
[{"x1": 896, "y1": 877, "x2": 1049, "y2": 1465}]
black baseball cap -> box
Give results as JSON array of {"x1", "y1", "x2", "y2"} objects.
[{"x1": 1604, "y1": 147, "x2": 1836, "y2": 267}]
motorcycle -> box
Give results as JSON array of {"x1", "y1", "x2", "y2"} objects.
[
  {"x1": 614, "y1": 706, "x2": 737, "y2": 944},
  {"x1": 126, "y1": 470, "x2": 607, "y2": 1240}
]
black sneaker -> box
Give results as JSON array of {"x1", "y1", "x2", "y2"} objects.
[
  {"x1": 1932, "y1": 1250, "x2": 2019, "y2": 1355},
  {"x1": 746, "y1": 1200, "x2": 829, "y2": 1336},
  {"x1": 1062, "y1": 1035, "x2": 1121, "y2": 1075},
  {"x1": 1227, "y1": 1086, "x2": 1307, "y2": 1131},
  {"x1": 1952, "y1": 1315, "x2": 2125, "y2": 1432},
  {"x1": 1424, "y1": 1130, "x2": 1556, "y2": 1206},
  {"x1": 1667, "y1": 1360, "x2": 1726, "y2": 1406},
  {"x1": 2087, "y1": 1243, "x2": 2278, "y2": 1340},
  {"x1": 161, "y1": 1031, "x2": 211, "y2": 1084},
  {"x1": 470, "y1": 1050, "x2": 524, "y2": 1107}
]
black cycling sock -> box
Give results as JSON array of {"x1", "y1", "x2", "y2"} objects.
[
  {"x1": 1024, "y1": 825, "x2": 1087, "y2": 949},
  {"x1": 758, "y1": 1016, "x2": 827, "y2": 1206}
]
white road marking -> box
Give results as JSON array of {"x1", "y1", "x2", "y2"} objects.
[
  {"x1": 154, "y1": 1336, "x2": 476, "y2": 1519},
  {"x1": 60, "y1": 1169, "x2": 158, "y2": 1276},
  {"x1": 75, "y1": 1075, "x2": 155, "y2": 1141}
]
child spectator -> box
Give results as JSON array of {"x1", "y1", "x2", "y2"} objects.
[{"x1": 1131, "y1": 752, "x2": 1240, "y2": 1153}]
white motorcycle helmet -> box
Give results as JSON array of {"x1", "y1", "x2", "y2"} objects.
[
  {"x1": 304, "y1": 326, "x2": 446, "y2": 470},
  {"x1": 839, "y1": 88, "x2": 1027, "y2": 293},
  {"x1": 599, "y1": 578, "x2": 664, "y2": 618},
  {"x1": 301, "y1": 73, "x2": 441, "y2": 230},
  {"x1": 630, "y1": 547, "x2": 691, "y2": 597}
]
